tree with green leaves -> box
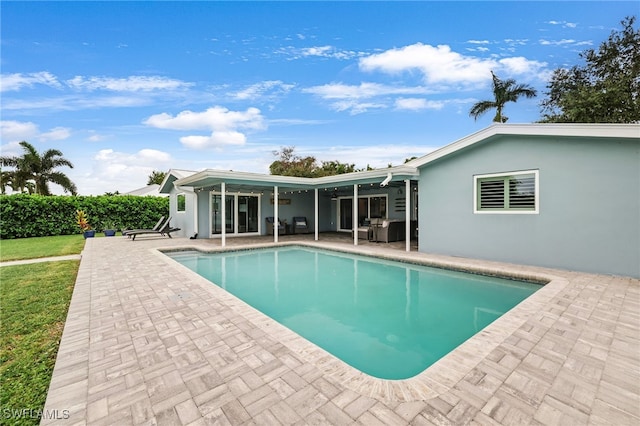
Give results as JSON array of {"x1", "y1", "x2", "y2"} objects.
[
  {"x1": 147, "y1": 170, "x2": 167, "y2": 185},
  {"x1": 540, "y1": 16, "x2": 639, "y2": 123},
  {"x1": 269, "y1": 146, "x2": 358, "y2": 178},
  {"x1": 0, "y1": 141, "x2": 77, "y2": 195},
  {"x1": 469, "y1": 71, "x2": 537, "y2": 123}
]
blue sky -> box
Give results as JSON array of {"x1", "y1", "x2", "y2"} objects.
[{"x1": 1, "y1": 1, "x2": 636, "y2": 194}]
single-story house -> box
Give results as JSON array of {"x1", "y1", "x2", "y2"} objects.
[{"x1": 159, "y1": 123, "x2": 640, "y2": 278}]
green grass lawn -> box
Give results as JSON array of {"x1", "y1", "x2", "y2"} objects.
[
  {"x1": 0, "y1": 235, "x2": 85, "y2": 262},
  {"x1": 0, "y1": 235, "x2": 82, "y2": 425}
]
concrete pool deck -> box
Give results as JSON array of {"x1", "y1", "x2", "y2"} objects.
[{"x1": 42, "y1": 234, "x2": 639, "y2": 425}]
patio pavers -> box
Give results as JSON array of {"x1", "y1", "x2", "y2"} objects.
[{"x1": 41, "y1": 234, "x2": 639, "y2": 425}]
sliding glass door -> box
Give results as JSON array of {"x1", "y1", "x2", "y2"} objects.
[
  {"x1": 338, "y1": 195, "x2": 387, "y2": 231},
  {"x1": 212, "y1": 193, "x2": 259, "y2": 235}
]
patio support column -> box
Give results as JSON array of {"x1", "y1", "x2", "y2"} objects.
[
  {"x1": 274, "y1": 185, "x2": 279, "y2": 243},
  {"x1": 353, "y1": 184, "x2": 358, "y2": 246},
  {"x1": 314, "y1": 188, "x2": 319, "y2": 241},
  {"x1": 405, "y1": 179, "x2": 411, "y2": 252},
  {"x1": 221, "y1": 181, "x2": 226, "y2": 247}
]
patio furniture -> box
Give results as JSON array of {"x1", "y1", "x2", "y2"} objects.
[
  {"x1": 122, "y1": 216, "x2": 165, "y2": 237},
  {"x1": 292, "y1": 216, "x2": 310, "y2": 234},
  {"x1": 373, "y1": 219, "x2": 406, "y2": 243},
  {"x1": 357, "y1": 218, "x2": 372, "y2": 240},
  {"x1": 265, "y1": 217, "x2": 286, "y2": 235},
  {"x1": 128, "y1": 217, "x2": 181, "y2": 240}
]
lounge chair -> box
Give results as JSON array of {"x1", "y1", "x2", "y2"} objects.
[
  {"x1": 265, "y1": 217, "x2": 286, "y2": 235},
  {"x1": 292, "y1": 216, "x2": 310, "y2": 234},
  {"x1": 128, "y1": 217, "x2": 181, "y2": 240},
  {"x1": 122, "y1": 216, "x2": 165, "y2": 237}
]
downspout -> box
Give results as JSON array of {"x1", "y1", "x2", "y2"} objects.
[{"x1": 380, "y1": 172, "x2": 392, "y2": 187}]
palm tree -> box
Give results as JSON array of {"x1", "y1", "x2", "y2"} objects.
[
  {"x1": 469, "y1": 71, "x2": 537, "y2": 123},
  {"x1": 0, "y1": 141, "x2": 78, "y2": 195}
]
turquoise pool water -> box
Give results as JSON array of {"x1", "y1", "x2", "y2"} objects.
[{"x1": 167, "y1": 246, "x2": 540, "y2": 380}]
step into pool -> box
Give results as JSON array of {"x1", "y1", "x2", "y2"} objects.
[{"x1": 167, "y1": 246, "x2": 541, "y2": 380}]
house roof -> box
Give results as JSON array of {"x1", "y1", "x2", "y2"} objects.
[
  {"x1": 158, "y1": 169, "x2": 198, "y2": 193},
  {"x1": 123, "y1": 184, "x2": 168, "y2": 197},
  {"x1": 161, "y1": 123, "x2": 639, "y2": 193},
  {"x1": 406, "y1": 123, "x2": 640, "y2": 169},
  {"x1": 167, "y1": 165, "x2": 419, "y2": 194}
]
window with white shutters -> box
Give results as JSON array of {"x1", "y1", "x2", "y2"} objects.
[{"x1": 474, "y1": 170, "x2": 538, "y2": 214}]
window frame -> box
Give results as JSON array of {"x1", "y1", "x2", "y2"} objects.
[
  {"x1": 473, "y1": 170, "x2": 539, "y2": 214},
  {"x1": 176, "y1": 193, "x2": 186, "y2": 213}
]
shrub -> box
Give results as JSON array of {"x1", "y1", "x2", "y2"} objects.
[{"x1": 0, "y1": 194, "x2": 169, "y2": 239}]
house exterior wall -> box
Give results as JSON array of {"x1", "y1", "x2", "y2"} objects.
[
  {"x1": 418, "y1": 135, "x2": 640, "y2": 278},
  {"x1": 168, "y1": 188, "x2": 192, "y2": 238}
]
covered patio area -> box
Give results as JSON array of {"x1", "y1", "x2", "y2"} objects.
[{"x1": 162, "y1": 166, "x2": 419, "y2": 252}]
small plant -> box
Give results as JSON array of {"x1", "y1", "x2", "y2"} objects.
[{"x1": 76, "y1": 210, "x2": 91, "y2": 231}]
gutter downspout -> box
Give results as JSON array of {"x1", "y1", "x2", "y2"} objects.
[{"x1": 380, "y1": 172, "x2": 392, "y2": 187}]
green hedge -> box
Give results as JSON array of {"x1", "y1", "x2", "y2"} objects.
[{"x1": 0, "y1": 194, "x2": 170, "y2": 239}]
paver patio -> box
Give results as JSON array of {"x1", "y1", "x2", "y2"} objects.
[{"x1": 41, "y1": 234, "x2": 639, "y2": 425}]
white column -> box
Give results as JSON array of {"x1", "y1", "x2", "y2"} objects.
[
  {"x1": 274, "y1": 185, "x2": 279, "y2": 243},
  {"x1": 405, "y1": 179, "x2": 411, "y2": 252},
  {"x1": 314, "y1": 188, "x2": 319, "y2": 241},
  {"x1": 221, "y1": 182, "x2": 226, "y2": 247},
  {"x1": 353, "y1": 184, "x2": 358, "y2": 246}
]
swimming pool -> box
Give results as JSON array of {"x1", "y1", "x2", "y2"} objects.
[{"x1": 167, "y1": 246, "x2": 540, "y2": 380}]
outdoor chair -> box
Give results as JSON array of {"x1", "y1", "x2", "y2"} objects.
[
  {"x1": 292, "y1": 216, "x2": 310, "y2": 234},
  {"x1": 265, "y1": 217, "x2": 286, "y2": 235},
  {"x1": 128, "y1": 217, "x2": 181, "y2": 240},
  {"x1": 122, "y1": 216, "x2": 165, "y2": 238},
  {"x1": 373, "y1": 219, "x2": 406, "y2": 243},
  {"x1": 357, "y1": 218, "x2": 372, "y2": 240}
]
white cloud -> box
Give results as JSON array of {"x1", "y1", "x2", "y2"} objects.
[
  {"x1": 276, "y1": 45, "x2": 363, "y2": 61},
  {"x1": 0, "y1": 72, "x2": 62, "y2": 92},
  {"x1": 360, "y1": 43, "x2": 495, "y2": 85},
  {"x1": 230, "y1": 80, "x2": 295, "y2": 101},
  {"x1": 547, "y1": 20, "x2": 577, "y2": 28},
  {"x1": 145, "y1": 106, "x2": 264, "y2": 131},
  {"x1": 0, "y1": 120, "x2": 39, "y2": 141},
  {"x1": 39, "y1": 126, "x2": 71, "y2": 141},
  {"x1": 394, "y1": 98, "x2": 444, "y2": 111},
  {"x1": 539, "y1": 39, "x2": 577, "y2": 46},
  {"x1": 303, "y1": 82, "x2": 431, "y2": 100},
  {"x1": 498, "y1": 57, "x2": 548, "y2": 77},
  {"x1": 144, "y1": 106, "x2": 266, "y2": 150},
  {"x1": 467, "y1": 40, "x2": 490, "y2": 44},
  {"x1": 331, "y1": 100, "x2": 387, "y2": 115},
  {"x1": 0, "y1": 120, "x2": 71, "y2": 143},
  {"x1": 180, "y1": 131, "x2": 247, "y2": 149},
  {"x1": 81, "y1": 148, "x2": 171, "y2": 194},
  {"x1": 359, "y1": 43, "x2": 549, "y2": 87},
  {"x1": 66, "y1": 75, "x2": 193, "y2": 92}
]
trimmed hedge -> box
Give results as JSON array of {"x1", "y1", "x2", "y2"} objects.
[{"x1": 0, "y1": 194, "x2": 170, "y2": 239}]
